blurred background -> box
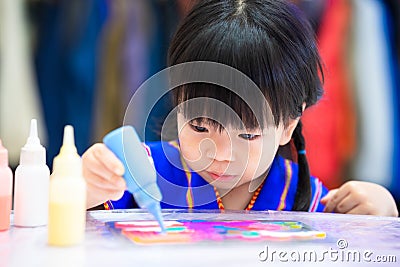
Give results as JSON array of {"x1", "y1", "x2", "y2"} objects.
[{"x1": 0, "y1": 0, "x2": 399, "y2": 210}]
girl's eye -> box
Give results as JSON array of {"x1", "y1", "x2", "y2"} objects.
[
  {"x1": 238, "y1": 133, "x2": 259, "y2": 140},
  {"x1": 190, "y1": 124, "x2": 208, "y2": 133}
]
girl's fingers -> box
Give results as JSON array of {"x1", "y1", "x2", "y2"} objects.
[
  {"x1": 82, "y1": 144, "x2": 125, "y2": 190},
  {"x1": 86, "y1": 180, "x2": 126, "y2": 208},
  {"x1": 85, "y1": 171, "x2": 126, "y2": 192},
  {"x1": 320, "y1": 189, "x2": 338, "y2": 205},
  {"x1": 87, "y1": 179, "x2": 126, "y2": 200},
  {"x1": 83, "y1": 152, "x2": 115, "y2": 182},
  {"x1": 83, "y1": 143, "x2": 127, "y2": 209},
  {"x1": 333, "y1": 194, "x2": 360, "y2": 214},
  {"x1": 323, "y1": 187, "x2": 350, "y2": 213},
  {"x1": 92, "y1": 143, "x2": 125, "y2": 176}
]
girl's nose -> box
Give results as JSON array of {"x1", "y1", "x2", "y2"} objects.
[{"x1": 204, "y1": 133, "x2": 235, "y2": 162}]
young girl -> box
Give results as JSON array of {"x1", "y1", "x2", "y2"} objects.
[{"x1": 83, "y1": 0, "x2": 398, "y2": 216}]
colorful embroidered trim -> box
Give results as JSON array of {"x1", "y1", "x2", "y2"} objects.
[
  {"x1": 309, "y1": 179, "x2": 322, "y2": 212},
  {"x1": 104, "y1": 200, "x2": 114, "y2": 210},
  {"x1": 168, "y1": 141, "x2": 194, "y2": 209},
  {"x1": 277, "y1": 159, "x2": 292, "y2": 211}
]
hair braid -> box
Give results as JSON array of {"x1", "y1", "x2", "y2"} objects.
[{"x1": 292, "y1": 120, "x2": 312, "y2": 211}]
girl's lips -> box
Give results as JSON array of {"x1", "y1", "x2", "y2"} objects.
[{"x1": 206, "y1": 171, "x2": 236, "y2": 181}]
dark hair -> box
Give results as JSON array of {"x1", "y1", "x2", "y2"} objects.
[{"x1": 168, "y1": 0, "x2": 324, "y2": 211}]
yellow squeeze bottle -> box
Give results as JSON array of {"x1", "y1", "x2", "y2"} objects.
[{"x1": 48, "y1": 125, "x2": 86, "y2": 246}]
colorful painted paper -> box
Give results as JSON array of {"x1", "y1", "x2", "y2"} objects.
[{"x1": 107, "y1": 220, "x2": 326, "y2": 245}]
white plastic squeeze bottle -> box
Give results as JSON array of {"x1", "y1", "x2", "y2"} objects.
[
  {"x1": 48, "y1": 125, "x2": 86, "y2": 246},
  {"x1": 13, "y1": 119, "x2": 50, "y2": 227},
  {"x1": 0, "y1": 139, "x2": 13, "y2": 231}
]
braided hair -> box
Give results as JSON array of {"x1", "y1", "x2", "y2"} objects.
[{"x1": 292, "y1": 121, "x2": 312, "y2": 211}]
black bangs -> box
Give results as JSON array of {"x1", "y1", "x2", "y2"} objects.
[
  {"x1": 168, "y1": 0, "x2": 324, "y2": 128},
  {"x1": 174, "y1": 83, "x2": 271, "y2": 131}
]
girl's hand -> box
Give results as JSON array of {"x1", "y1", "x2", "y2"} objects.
[
  {"x1": 320, "y1": 181, "x2": 399, "y2": 217},
  {"x1": 82, "y1": 143, "x2": 126, "y2": 209}
]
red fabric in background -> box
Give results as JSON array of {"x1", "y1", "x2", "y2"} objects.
[{"x1": 302, "y1": 0, "x2": 357, "y2": 189}]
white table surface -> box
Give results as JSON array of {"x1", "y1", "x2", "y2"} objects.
[{"x1": 0, "y1": 209, "x2": 399, "y2": 267}]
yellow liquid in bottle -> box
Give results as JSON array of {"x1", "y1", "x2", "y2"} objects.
[{"x1": 48, "y1": 201, "x2": 86, "y2": 246}]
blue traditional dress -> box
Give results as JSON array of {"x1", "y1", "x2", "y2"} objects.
[{"x1": 105, "y1": 141, "x2": 328, "y2": 212}]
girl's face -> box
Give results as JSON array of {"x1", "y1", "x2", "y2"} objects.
[{"x1": 177, "y1": 113, "x2": 298, "y2": 191}]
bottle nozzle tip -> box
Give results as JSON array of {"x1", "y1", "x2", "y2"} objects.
[
  {"x1": 148, "y1": 203, "x2": 165, "y2": 233},
  {"x1": 58, "y1": 125, "x2": 78, "y2": 155},
  {"x1": 27, "y1": 119, "x2": 40, "y2": 145},
  {"x1": 63, "y1": 125, "x2": 75, "y2": 147}
]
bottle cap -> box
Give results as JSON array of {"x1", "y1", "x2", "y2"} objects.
[
  {"x1": 20, "y1": 119, "x2": 46, "y2": 165},
  {"x1": 0, "y1": 139, "x2": 9, "y2": 167},
  {"x1": 52, "y1": 125, "x2": 82, "y2": 176}
]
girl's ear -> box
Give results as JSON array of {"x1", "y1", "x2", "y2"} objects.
[
  {"x1": 279, "y1": 118, "x2": 299, "y2": 145},
  {"x1": 279, "y1": 103, "x2": 306, "y2": 145}
]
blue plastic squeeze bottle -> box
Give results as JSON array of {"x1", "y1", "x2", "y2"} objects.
[{"x1": 103, "y1": 126, "x2": 165, "y2": 232}]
